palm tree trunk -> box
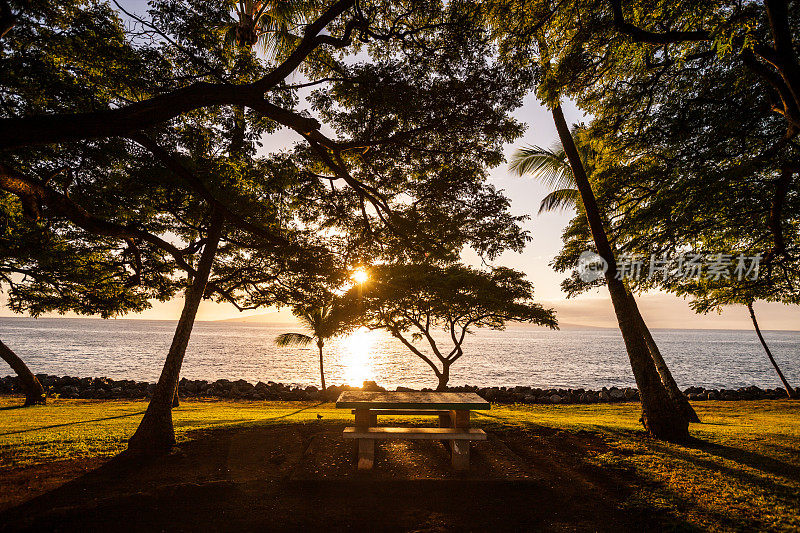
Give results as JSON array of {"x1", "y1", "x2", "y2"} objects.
[
  {"x1": 552, "y1": 105, "x2": 688, "y2": 441},
  {"x1": 317, "y1": 340, "x2": 326, "y2": 391},
  {"x1": 0, "y1": 339, "x2": 45, "y2": 406},
  {"x1": 748, "y1": 302, "x2": 797, "y2": 399},
  {"x1": 624, "y1": 287, "x2": 701, "y2": 423},
  {"x1": 127, "y1": 209, "x2": 224, "y2": 456}
]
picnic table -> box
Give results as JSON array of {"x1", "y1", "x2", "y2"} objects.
[{"x1": 336, "y1": 391, "x2": 490, "y2": 471}]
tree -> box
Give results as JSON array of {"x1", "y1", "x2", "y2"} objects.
[
  {"x1": 0, "y1": 96, "x2": 338, "y2": 455},
  {"x1": 0, "y1": 193, "x2": 177, "y2": 406},
  {"x1": 479, "y1": 6, "x2": 694, "y2": 439},
  {"x1": 659, "y1": 246, "x2": 798, "y2": 400},
  {"x1": 0, "y1": 340, "x2": 44, "y2": 406},
  {"x1": 350, "y1": 263, "x2": 556, "y2": 391},
  {"x1": 488, "y1": 0, "x2": 798, "y2": 281},
  {"x1": 747, "y1": 302, "x2": 797, "y2": 399},
  {"x1": 545, "y1": 113, "x2": 799, "y2": 400},
  {"x1": 511, "y1": 136, "x2": 702, "y2": 423},
  {"x1": 1, "y1": 0, "x2": 536, "y2": 454},
  {"x1": 275, "y1": 302, "x2": 355, "y2": 391},
  {"x1": 1, "y1": 0, "x2": 347, "y2": 453},
  {"x1": 221, "y1": 0, "x2": 319, "y2": 54},
  {"x1": 127, "y1": 208, "x2": 224, "y2": 454},
  {"x1": 550, "y1": 105, "x2": 689, "y2": 440}
]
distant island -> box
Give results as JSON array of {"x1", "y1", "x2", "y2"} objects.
[
  {"x1": 213, "y1": 312, "x2": 608, "y2": 329},
  {"x1": 214, "y1": 312, "x2": 298, "y2": 325}
]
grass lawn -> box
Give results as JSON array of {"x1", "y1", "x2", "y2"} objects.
[{"x1": 1, "y1": 397, "x2": 799, "y2": 531}]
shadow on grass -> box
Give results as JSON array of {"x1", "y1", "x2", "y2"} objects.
[
  {"x1": 0, "y1": 420, "x2": 691, "y2": 532},
  {"x1": 1, "y1": 402, "x2": 328, "y2": 438},
  {"x1": 593, "y1": 427, "x2": 800, "y2": 531},
  {"x1": 264, "y1": 401, "x2": 326, "y2": 421},
  {"x1": 0, "y1": 410, "x2": 147, "y2": 437},
  {"x1": 684, "y1": 437, "x2": 800, "y2": 483},
  {"x1": 648, "y1": 437, "x2": 800, "y2": 501},
  {"x1": 0, "y1": 404, "x2": 28, "y2": 411}
]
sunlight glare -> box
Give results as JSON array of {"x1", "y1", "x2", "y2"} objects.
[
  {"x1": 351, "y1": 267, "x2": 369, "y2": 284},
  {"x1": 343, "y1": 327, "x2": 375, "y2": 386}
]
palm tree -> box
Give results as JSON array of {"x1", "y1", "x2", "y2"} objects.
[
  {"x1": 275, "y1": 303, "x2": 353, "y2": 391},
  {"x1": 747, "y1": 301, "x2": 797, "y2": 399},
  {"x1": 510, "y1": 114, "x2": 698, "y2": 432},
  {"x1": 222, "y1": 1, "x2": 319, "y2": 56},
  {"x1": 509, "y1": 143, "x2": 581, "y2": 215}
]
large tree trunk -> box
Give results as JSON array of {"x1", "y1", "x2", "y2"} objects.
[
  {"x1": 436, "y1": 363, "x2": 450, "y2": 392},
  {"x1": 127, "y1": 210, "x2": 224, "y2": 456},
  {"x1": 317, "y1": 340, "x2": 326, "y2": 391},
  {"x1": 0, "y1": 339, "x2": 45, "y2": 406},
  {"x1": 552, "y1": 105, "x2": 688, "y2": 441},
  {"x1": 748, "y1": 302, "x2": 797, "y2": 399},
  {"x1": 625, "y1": 288, "x2": 701, "y2": 423}
]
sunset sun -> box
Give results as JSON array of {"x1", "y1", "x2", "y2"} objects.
[{"x1": 351, "y1": 267, "x2": 369, "y2": 284}]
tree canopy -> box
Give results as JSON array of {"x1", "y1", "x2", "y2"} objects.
[{"x1": 347, "y1": 263, "x2": 557, "y2": 390}]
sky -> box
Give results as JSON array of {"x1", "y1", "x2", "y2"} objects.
[
  {"x1": 114, "y1": 94, "x2": 799, "y2": 330},
  {"x1": 3, "y1": 2, "x2": 798, "y2": 330}
]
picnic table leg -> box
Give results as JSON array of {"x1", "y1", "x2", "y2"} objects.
[
  {"x1": 438, "y1": 411, "x2": 453, "y2": 450},
  {"x1": 450, "y1": 410, "x2": 471, "y2": 471},
  {"x1": 357, "y1": 438, "x2": 374, "y2": 470},
  {"x1": 452, "y1": 409, "x2": 470, "y2": 429},
  {"x1": 354, "y1": 409, "x2": 374, "y2": 470}
]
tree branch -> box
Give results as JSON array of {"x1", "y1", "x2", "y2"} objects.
[
  {"x1": 0, "y1": 0, "x2": 355, "y2": 149},
  {"x1": 608, "y1": 0, "x2": 711, "y2": 44},
  {"x1": 0, "y1": 0, "x2": 20, "y2": 39},
  {"x1": 0, "y1": 161, "x2": 245, "y2": 305},
  {"x1": 389, "y1": 324, "x2": 442, "y2": 377},
  {"x1": 130, "y1": 133, "x2": 290, "y2": 247}
]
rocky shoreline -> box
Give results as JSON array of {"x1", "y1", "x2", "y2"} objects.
[{"x1": 1, "y1": 374, "x2": 797, "y2": 404}]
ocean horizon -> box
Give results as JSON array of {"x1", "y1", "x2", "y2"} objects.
[{"x1": 2, "y1": 316, "x2": 798, "y2": 391}]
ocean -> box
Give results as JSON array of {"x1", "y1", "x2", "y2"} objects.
[{"x1": 1, "y1": 317, "x2": 797, "y2": 391}]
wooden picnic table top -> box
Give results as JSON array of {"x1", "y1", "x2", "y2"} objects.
[{"x1": 335, "y1": 391, "x2": 490, "y2": 411}]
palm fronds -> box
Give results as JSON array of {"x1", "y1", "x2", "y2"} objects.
[
  {"x1": 511, "y1": 142, "x2": 583, "y2": 214},
  {"x1": 274, "y1": 332, "x2": 313, "y2": 347},
  {"x1": 539, "y1": 188, "x2": 582, "y2": 214},
  {"x1": 293, "y1": 302, "x2": 355, "y2": 340},
  {"x1": 509, "y1": 144, "x2": 575, "y2": 190},
  {"x1": 222, "y1": 0, "x2": 321, "y2": 57}
]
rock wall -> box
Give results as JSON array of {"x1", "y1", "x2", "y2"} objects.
[{"x1": 1, "y1": 375, "x2": 795, "y2": 404}]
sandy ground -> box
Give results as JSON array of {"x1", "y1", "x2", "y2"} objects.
[{"x1": 0, "y1": 422, "x2": 664, "y2": 532}]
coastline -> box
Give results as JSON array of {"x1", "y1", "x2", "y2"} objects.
[
  {"x1": 2, "y1": 314, "x2": 799, "y2": 332},
  {"x1": 2, "y1": 374, "x2": 796, "y2": 404}
]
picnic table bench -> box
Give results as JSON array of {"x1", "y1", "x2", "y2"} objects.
[{"x1": 336, "y1": 391, "x2": 490, "y2": 471}]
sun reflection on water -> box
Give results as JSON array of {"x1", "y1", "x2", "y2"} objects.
[{"x1": 342, "y1": 327, "x2": 376, "y2": 386}]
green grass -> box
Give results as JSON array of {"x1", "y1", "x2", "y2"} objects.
[
  {"x1": 0, "y1": 397, "x2": 351, "y2": 468},
  {"x1": 1, "y1": 397, "x2": 799, "y2": 531},
  {"x1": 482, "y1": 401, "x2": 800, "y2": 531}
]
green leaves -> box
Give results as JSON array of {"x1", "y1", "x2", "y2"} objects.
[
  {"x1": 350, "y1": 262, "x2": 557, "y2": 336},
  {"x1": 274, "y1": 332, "x2": 314, "y2": 347},
  {"x1": 0, "y1": 193, "x2": 178, "y2": 318}
]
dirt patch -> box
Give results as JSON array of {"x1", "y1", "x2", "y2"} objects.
[
  {"x1": 0, "y1": 423, "x2": 670, "y2": 531},
  {"x1": 0, "y1": 458, "x2": 108, "y2": 511}
]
